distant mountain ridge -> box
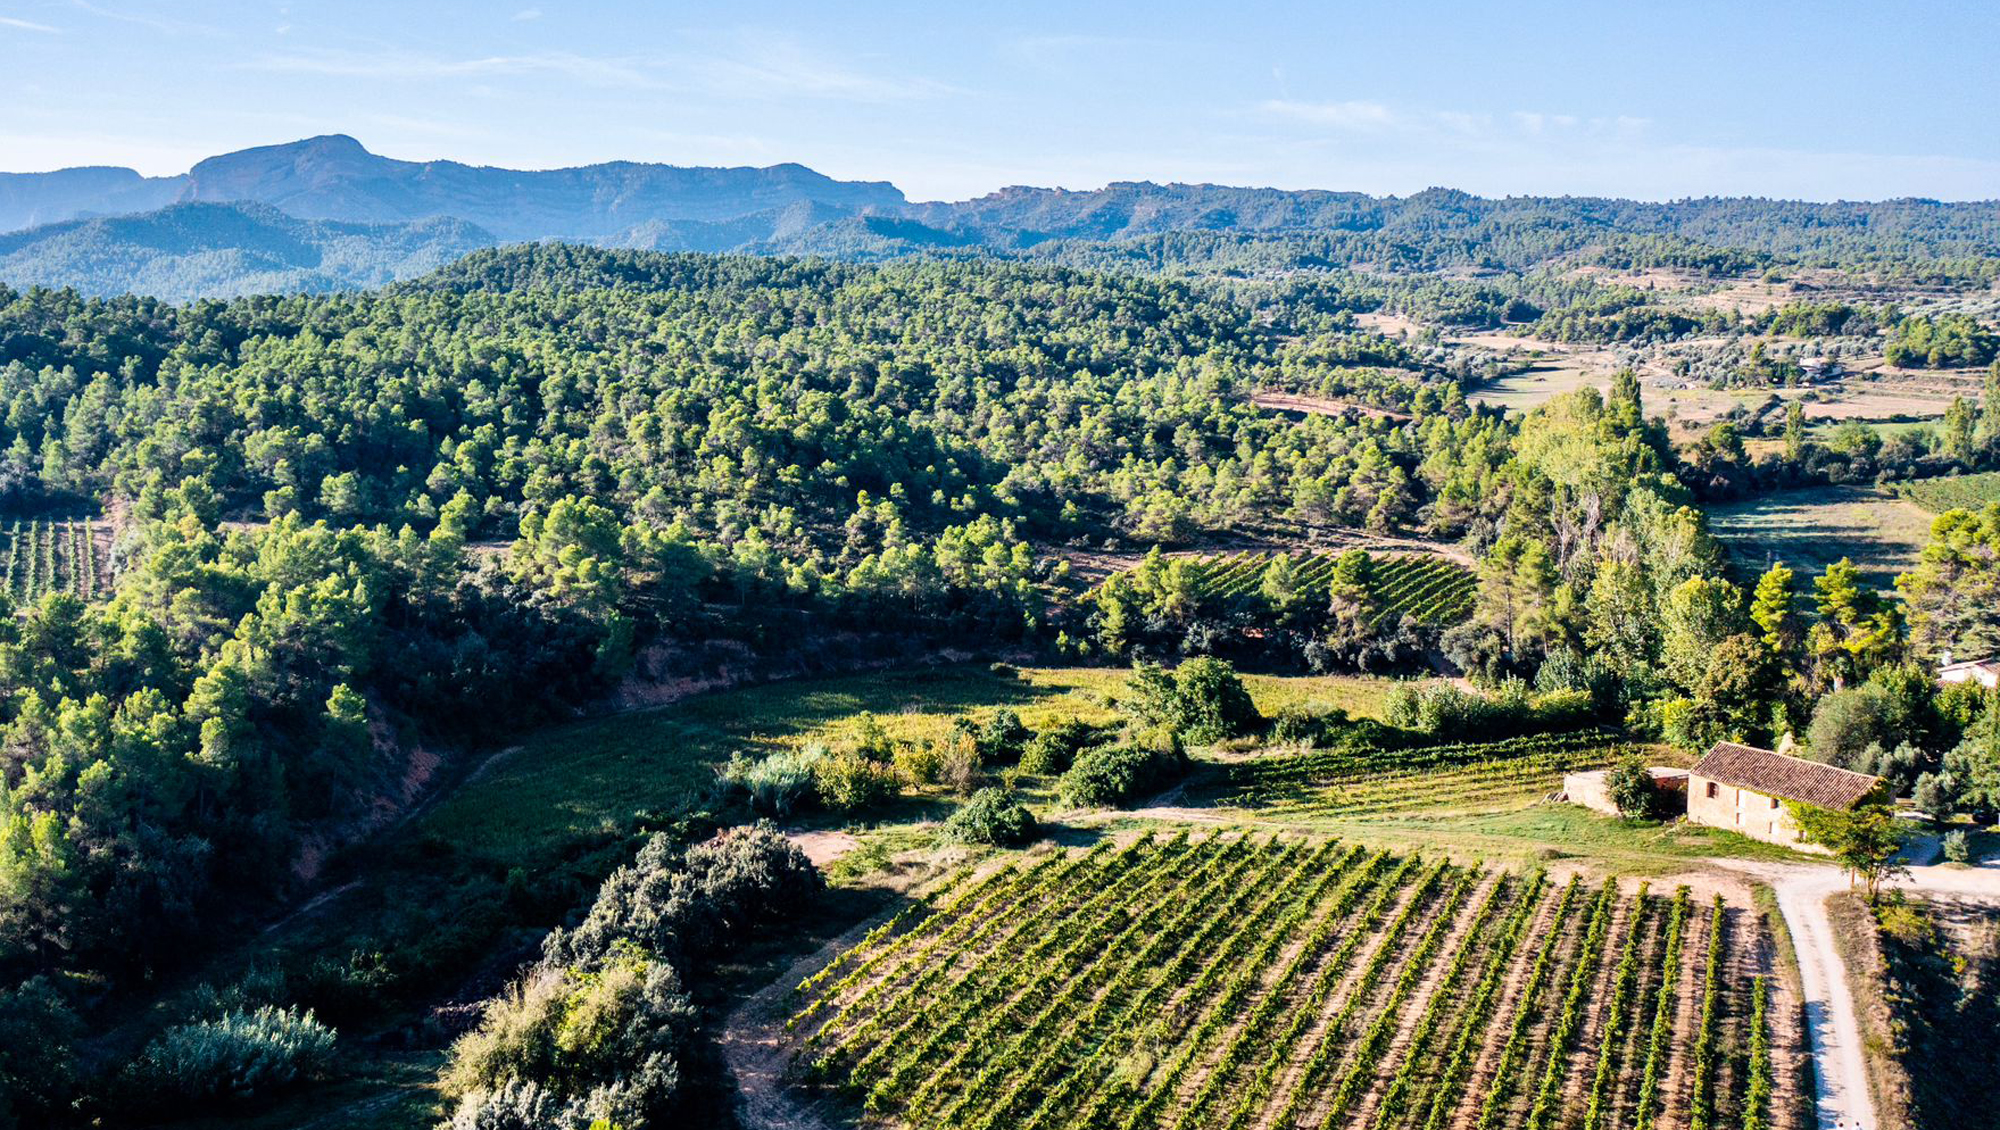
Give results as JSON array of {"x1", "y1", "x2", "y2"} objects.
[
  {"x1": 0, "y1": 201, "x2": 493, "y2": 300},
  {"x1": 0, "y1": 134, "x2": 907, "y2": 240},
  {"x1": 4, "y1": 134, "x2": 1999, "y2": 299}
]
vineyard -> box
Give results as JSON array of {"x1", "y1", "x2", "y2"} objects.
[
  {"x1": 1118, "y1": 550, "x2": 1476, "y2": 626},
  {"x1": 789, "y1": 835, "x2": 1786, "y2": 1130},
  {"x1": 1229, "y1": 731, "x2": 1633, "y2": 820},
  {"x1": 1898, "y1": 471, "x2": 2000, "y2": 513},
  {"x1": 0, "y1": 517, "x2": 104, "y2": 603}
]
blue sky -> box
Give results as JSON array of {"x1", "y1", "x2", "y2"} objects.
[{"x1": 3, "y1": 0, "x2": 1996, "y2": 202}]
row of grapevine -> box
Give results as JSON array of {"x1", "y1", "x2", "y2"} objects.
[
  {"x1": 1688, "y1": 894, "x2": 1728, "y2": 1130},
  {"x1": 0, "y1": 517, "x2": 104, "y2": 603},
  {"x1": 1234, "y1": 731, "x2": 1630, "y2": 819},
  {"x1": 1899, "y1": 470, "x2": 2000, "y2": 513},
  {"x1": 788, "y1": 841, "x2": 1780, "y2": 1130},
  {"x1": 1104, "y1": 548, "x2": 1477, "y2": 626},
  {"x1": 1633, "y1": 887, "x2": 1696, "y2": 1130}
]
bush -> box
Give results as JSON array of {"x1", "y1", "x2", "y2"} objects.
[
  {"x1": 1018, "y1": 718, "x2": 1105, "y2": 775},
  {"x1": 1269, "y1": 704, "x2": 1351, "y2": 748},
  {"x1": 1386, "y1": 679, "x2": 1589, "y2": 738},
  {"x1": 1942, "y1": 829, "x2": 1972, "y2": 864},
  {"x1": 941, "y1": 788, "x2": 1037, "y2": 846},
  {"x1": 548, "y1": 824, "x2": 821, "y2": 967},
  {"x1": 121, "y1": 1005, "x2": 337, "y2": 1104},
  {"x1": 441, "y1": 956, "x2": 694, "y2": 1128},
  {"x1": 715, "y1": 747, "x2": 822, "y2": 817},
  {"x1": 0, "y1": 977, "x2": 80, "y2": 1127},
  {"x1": 812, "y1": 749, "x2": 897, "y2": 811},
  {"x1": 1124, "y1": 658, "x2": 1261, "y2": 744},
  {"x1": 1058, "y1": 738, "x2": 1187, "y2": 808},
  {"x1": 1608, "y1": 758, "x2": 1668, "y2": 820},
  {"x1": 894, "y1": 741, "x2": 945, "y2": 786},
  {"x1": 975, "y1": 709, "x2": 1033, "y2": 764}
]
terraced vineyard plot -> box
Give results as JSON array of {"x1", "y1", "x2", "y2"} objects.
[
  {"x1": 1229, "y1": 731, "x2": 1635, "y2": 820},
  {"x1": 1897, "y1": 470, "x2": 2000, "y2": 513},
  {"x1": 788, "y1": 835, "x2": 1784, "y2": 1130},
  {"x1": 1111, "y1": 550, "x2": 1476, "y2": 626},
  {"x1": 0, "y1": 517, "x2": 104, "y2": 603}
]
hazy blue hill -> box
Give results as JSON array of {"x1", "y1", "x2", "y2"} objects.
[
  {"x1": 0, "y1": 201, "x2": 494, "y2": 300},
  {"x1": 5, "y1": 133, "x2": 2000, "y2": 298},
  {"x1": 0, "y1": 165, "x2": 182, "y2": 232},
  {"x1": 3, "y1": 134, "x2": 908, "y2": 241}
]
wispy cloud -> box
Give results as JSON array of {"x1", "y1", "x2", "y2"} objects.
[
  {"x1": 249, "y1": 49, "x2": 660, "y2": 89},
  {"x1": 512, "y1": 8, "x2": 541, "y2": 20},
  {"x1": 246, "y1": 39, "x2": 957, "y2": 103},
  {"x1": 1259, "y1": 98, "x2": 1648, "y2": 143},
  {"x1": 0, "y1": 15, "x2": 60, "y2": 33},
  {"x1": 67, "y1": 0, "x2": 215, "y2": 35}
]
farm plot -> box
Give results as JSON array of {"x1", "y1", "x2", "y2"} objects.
[
  {"x1": 1707, "y1": 485, "x2": 1933, "y2": 592},
  {"x1": 1896, "y1": 471, "x2": 2000, "y2": 514},
  {"x1": 0, "y1": 517, "x2": 104, "y2": 602},
  {"x1": 1123, "y1": 550, "x2": 1476, "y2": 626},
  {"x1": 1229, "y1": 731, "x2": 1635, "y2": 820},
  {"x1": 789, "y1": 835, "x2": 1782, "y2": 1130}
]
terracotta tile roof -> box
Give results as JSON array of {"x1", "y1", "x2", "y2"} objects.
[{"x1": 1692, "y1": 742, "x2": 1881, "y2": 810}]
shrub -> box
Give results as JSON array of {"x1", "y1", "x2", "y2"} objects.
[
  {"x1": 894, "y1": 741, "x2": 945, "y2": 786},
  {"x1": 1058, "y1": 738, "x2": 1187, "y2": 808},
  {"x1": 1018, "y1": 718, "x2": 1105, "y2": 775},
  {"x1": 811, "y1": 749, "x2": 897, "y2": 811},
  {"x1": 1608, "y1": 758, "x2": 1668, "y2": 820},
  {"x1": 1914, "y1": 771, "x2": 1959, "y2": 820},
  {"x1": 715, "y1": 747, "x2": 822, "y2": 817},
  {"x1": 941, "y1": 788, "x2": 1037, "y2": 846},
  {"x1": 1387, "y1": 679, "x2": 1592, "y2": 739},
  {"x1": 1942, "y1": 829, "x2": 1972, "y2": 864},
  {"x1": 1124, "y1": 658, "x2": 1261, "y2": 744},
  {"x1": 0, "y1": 977, "x2": 80, "y2": 1127},
  {"x1": 1172, "y1": 658, "x2": 1261, "y2": 742},
  {"x1": 121, "y1": 1005, "x2": 337, "y2": 1104},
  {"x1": 975, "y1": 709, "x2": 1033, "y2": 764},
  {"x1": 548, "y1": 824, "x2": 821, "y2": 967}
]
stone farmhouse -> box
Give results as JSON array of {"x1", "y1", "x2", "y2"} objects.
[{"x1": 1686, "y1": 741, "x2": 1883, "y2": 849}]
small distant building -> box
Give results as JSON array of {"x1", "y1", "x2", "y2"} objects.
[
  {"x1": 1562, "y1": 766, "x2": 1688, "y2": 818},
  {"x1": 1686, "y1": 742, "x2": 1883, "y2": 849},
  {"x1": 1799, "y1": 357, "x2": 1842, "y2": 382},
  {"x1": 1938, "y1": 657, "x2": 2000, "y2": 691}
]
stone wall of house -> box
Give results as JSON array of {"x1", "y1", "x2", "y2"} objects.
[
  {"x1": 1562, "y1": 770, "x2": 1621, "y2": 817},
  {"x1": 1687, "y1": 773, "x2": 1811, "y2": 848}
]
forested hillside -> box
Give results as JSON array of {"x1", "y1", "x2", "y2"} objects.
[{"x1": 0, "y1": 238, "x2": 1996, "y2": 1127}]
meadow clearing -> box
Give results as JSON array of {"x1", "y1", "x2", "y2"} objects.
[{"x1": 1706, "y1": 484, "x2": 1936, "y2": 592}]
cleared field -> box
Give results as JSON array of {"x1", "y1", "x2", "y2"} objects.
[
  {"x1": 1228, "y1": 731, "x2": 1636, "y2": 821},
  {"x1": 1467, "y1": 362, "x2": 1613, "y2": 413},
  {"x1": 420, "y1": 665, "x2": 1401, "y2": 866},
  {"x1": 1896, "y1": 471, "x2": 2000, "y2": 513},
  {"x1": 0, "y1": 516, "x2": 104, "y2": 602},
  {"x1": 791, "y1": 834, "x2": 1783, "y2": 1130},
  {"x1": 1707, "y1": 485, "x2": 1933, "y2": 591}
]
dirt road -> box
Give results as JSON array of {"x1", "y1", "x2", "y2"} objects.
[{"x1": 1718, "y1": 856, "x2": 2000, "y2": 1130}]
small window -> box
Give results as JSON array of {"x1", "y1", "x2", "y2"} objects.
[
  {"x1": 1771, "y1": 796, "x2": 1780, "y2": 810},
  {"x1": 1706, "y1": 782, "x2": 1718, "y2": 799}
]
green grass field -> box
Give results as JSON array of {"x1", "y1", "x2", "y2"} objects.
[
  {"x1": 421, "y1": 664, "x2": 1402, "y2": 867},
  {"x1": 1708, "y1": 483, "x2": 1935, "y2": 591}
]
